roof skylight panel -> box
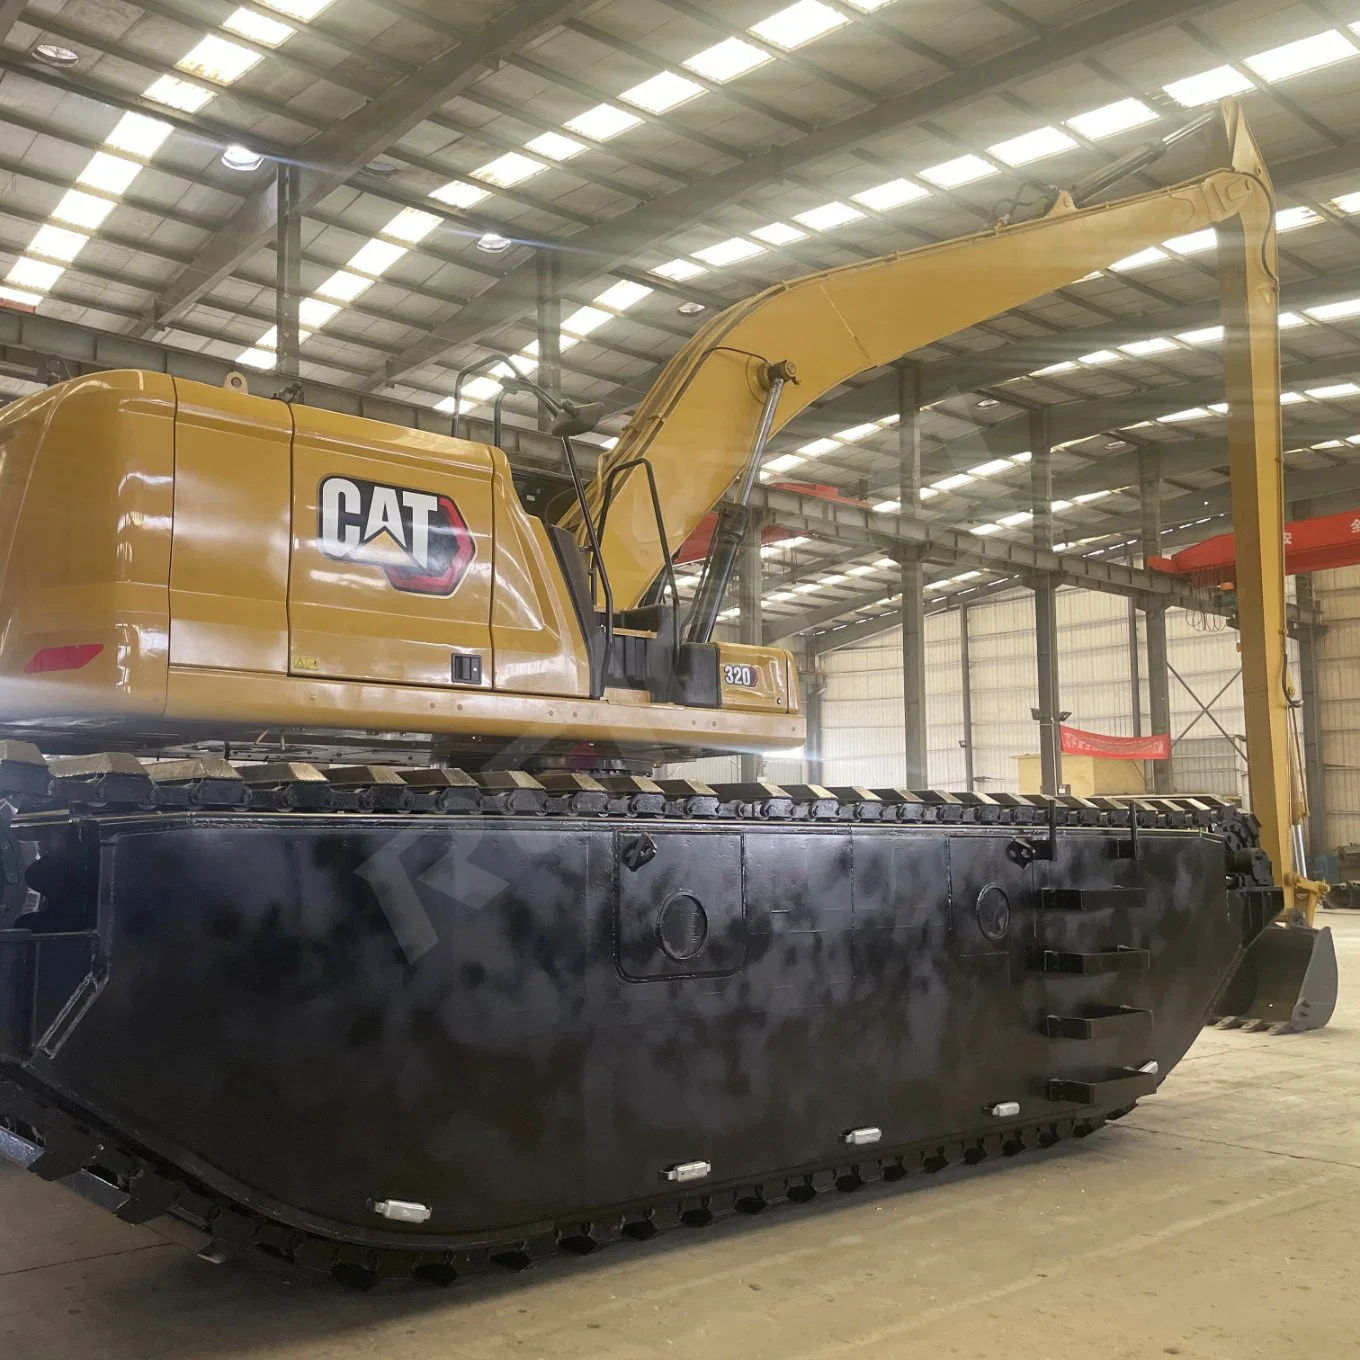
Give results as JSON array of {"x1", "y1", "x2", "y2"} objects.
[
  {"x1": 316, "y1": 270, "x2": 373, "y2": 302},
  {"x1": 0, "y1": 285, "x2": 43, "y2": 308},
  {"x1": 1078, "y1": 349, "x2": 1122, "y2": 365},
  {"x1": 651, "y1": 258, "x2": 707, "y2": 281},
  {"x1": 562, "y1": 306, "x2": 613, "y2": 337},
  {"x1": 1120, "y1": 336, "x2": 1179, "y2": 356},
  {"x1": 620, "y1": 71, "x2": 705, "y2": 114},
  {"x1": 27, "y1": 225, "x2": 89, "y2": 263},
  {"x1": 750, "y1": 1, "x2": 848, "y2": 50},
  {"x1": 1110, "y1": 246, "x2": 1168, "y2": 271},
  {"x1": 1177, "y1": 325, "x2": 1224, "y2": 344},
  {"x1": 77, "y1": 153, "x2": 142, "y2": 197},
  {"x1": 932, "y1": 473, "x2": 974, "y2": 492},
  {"x1": 836, "y1": 423, "x2": 881, "y2": 442},
  {"x1": 6, "y1": 258, "x2": 63, "y2": 292},
  {"x1": 693, "y1": 238, "x2": 765, "y2": 266},
  {"x1": 852, "y1": 178, "x2": 930, "y2": 211},
  {"x1": 1307, "y1": 297, "x2": 1360, "y2": 320},
  {"x1": 1278, "y1": 312, "x2": 1307, "y2": 328},
  {"x1": 753, "y1": 222, "x2": 807, "y2": 245},
  {"x1": 176, "y1": 34, "x2": 263, "y2": 84},
  {"x1": 299, "y1": 298, "x2": 341, "y2": 328},
  {"x1": 1275, "y1": 205, "x2": 1321, "y2": 232},
  {"x1": 872, "y1": 499, "x2": 901, "y2": 512},
  {"x1": 525, "y1": 131, "x2": 587, "y2": 162},
  {"x1": 919, "y1": 155, "x2": 997, "y2": 188},
  {"x1": 794, "y1": 202, "x2": 864, "y2": 231},
  {"x1": 764, "y1": 454, "x2": 806, "y2": 474},
  {"x1": 258, "y1": 0, "x2": 334, "y2": 17},
  {"x1": 429, "y1": 181, "x2": 491, "y2": 209},
  {"x1": 347, "y1": 238, "x2": 408, "y2": 278},
  {"x1": 382, "y1": 209, "x2": 441, "y2": 244},
  {"x1": 797, "y1": 438, "x2": 841, "y2": 456},
  {"x1": 990, "y1": 127, "x2": 1077, "y2": 166},
  {"x1": 104, "y1": 113, "x2": 173, "y2": 159},
  {"x1": 1164, "y1": 65, "x2": 1255, "y2": 107},
  {"x1": 565, "y1": 105, "x2": 642, "y2": 141},
  {"x1": 1164, "y1": 229, "x2": 1216, "y2": 255},
  {"x1": 222, "y1": 7, "x2": 295, "y2": 46},
  {"x1": 684, "y1": 38, "x2": 771, "y2": 82},
  {"x1": 1066, "y1": 98, "x2": 1158, "y2": 140},
  {"x1": 51, "y1": 190, "x2": 115, "y2": 231},
  {"x1": 1159, "y1": 407, "x2": 1214, "y2": 422},
  {"x1": 594, "y1": 280, "x2": 653, "y2": 311},
  {"x1": 970, "y1": 458, "x2": 1015, "y2": 477},
  {"x1": 1305, "y1": 382, "x2": 1360, "y2": 399},
  {"x1": 143, "y1": 75, "x2": 215, "y2": 113},
  {"x1": 1245, "y1": 30, "x2": 1357, "y2": 82},
  {"x1": 472, "y1": 152, "x2": 546, "y2": 189}
]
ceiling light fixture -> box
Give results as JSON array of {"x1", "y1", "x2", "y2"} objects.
[
  {"x1": 221, "y1": 144, "x2": 264, "y2": 172},
  {"x1": 677, "y1": 300, "x2": 706, "y2": 315},
  {"x1": 476, "y1": 232, "x2": 512, "y2": 253},
  {"x1": 32, "y1": 42, "x2": 80, "y2": 67}
]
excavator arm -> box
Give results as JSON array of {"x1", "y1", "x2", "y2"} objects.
[{"x1": 574, "y1": 103, "x2": 1278, "y2": 612}]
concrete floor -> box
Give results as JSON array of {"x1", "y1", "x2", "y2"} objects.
[{"x1": 5, "y1": 919, "x2": 1360, "y2": 1360}]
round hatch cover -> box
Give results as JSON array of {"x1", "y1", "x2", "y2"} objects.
[
  {"x1": 975, "y1": 883, "x2": 1012, "y2": 943},
  {"x1": 657, "y1": 892, "x2": 709, "y2": 961}
]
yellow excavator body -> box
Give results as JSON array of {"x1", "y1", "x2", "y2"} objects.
[{"x1": 0, "y1": 369, "x2": 801, "y2": 757}]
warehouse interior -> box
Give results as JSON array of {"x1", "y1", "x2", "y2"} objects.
[{"x1": 4, "y1": 0, "x2": 1360, "y2": 1355}]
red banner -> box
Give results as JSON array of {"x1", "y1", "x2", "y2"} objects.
[{"x1": 1060, "y1": 725, "x2": 1171, "y2": 760}]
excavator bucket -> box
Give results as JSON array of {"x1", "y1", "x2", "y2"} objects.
[{"x1": 1210, "y1": 923, "x2": 1338, "y2": 1032}]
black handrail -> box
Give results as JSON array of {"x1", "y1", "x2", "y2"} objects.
[{"x1": 595, "y1": 457, "x2": 682, "y2": 663}]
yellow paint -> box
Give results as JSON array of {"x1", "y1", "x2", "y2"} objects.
[
  {"x1": 0, "y1": 371, "x2": 802, "y2": 754},
  {"x1": 574, "y1": 113, "x2": 1275, "y2": 611}
]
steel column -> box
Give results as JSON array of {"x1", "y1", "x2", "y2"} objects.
[
  {"x1": 1139, "y1": 448, "x2": 1173, "y2": 792},
  {"x1": 801, "y1": 642, "x2": 825, "y2": 787},
  {"x1": 1030, "y1": 408, "x2": 1062, "y2": 795},
  {"x1": 739, "y1": 518, "x2": 764, "y2": 783},
  {"x1": 898, "y1": 363, "x2": 928, "y2": 787},
  {"x1": 959, "y1": 602, "x2": 975, "y2": 793},
  {"x1": 274, "y1": 162, "x2": 302, "y2": 380},
  {"x1": 535, "y1": 249, "x2": 562, "y2": 432},
  {"x1": 1296, "y1": 572, "x2": 1329, "y2": 863}
]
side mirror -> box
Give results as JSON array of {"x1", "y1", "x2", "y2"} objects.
[{"x1": 551, "y1": 401, "x2": 605, "y2": 438}]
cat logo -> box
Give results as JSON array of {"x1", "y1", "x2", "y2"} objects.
[{"x1": 318, "y1": 475, "x2": 475, "y2": 596}]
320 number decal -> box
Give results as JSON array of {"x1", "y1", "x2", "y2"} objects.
[{"x1": 723, "y1": 663, "x2": 759, "y2": 689}]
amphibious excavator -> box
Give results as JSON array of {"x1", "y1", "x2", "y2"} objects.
[{"x1": 0, "y1": 103, "x2": 1317, "y2": 1286}]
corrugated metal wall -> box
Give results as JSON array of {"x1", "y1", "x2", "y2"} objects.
[
  {"x1": 819, "y1": 586, "x2": 1269, "y2": 800},
  {"x1": 1315, "y1": 564, "x2": 1360, "y2": 850}
]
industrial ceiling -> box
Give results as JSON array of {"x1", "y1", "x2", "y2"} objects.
[{"x1": 2, "y1": 0, "x2": 1359, "y2": 646}]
